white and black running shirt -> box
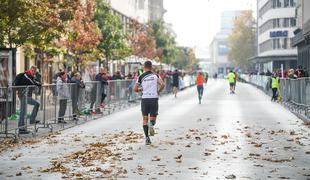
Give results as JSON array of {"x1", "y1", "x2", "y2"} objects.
[{"x1": 137, "y1": 71, "x2": 160, "y2": 99}]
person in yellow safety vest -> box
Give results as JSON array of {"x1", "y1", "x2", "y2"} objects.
[
  {"x1": 270, "y1": 73, "x2": 280, "y2": 102},
  {"x1": 227, "y1": 70, "x2": 236, "y2": 94},
  {"x1": 138, "y1": 69, "x2": 144, "y2": 76}
]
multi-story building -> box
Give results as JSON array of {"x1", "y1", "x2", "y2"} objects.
[
  {"x1": 292, "y1": 0, "x2": 310, "y2": 71},
  {"x1": 209, "y1": 11, "x2": 241, "y2": 76},
  {"x1": 148, "y1": 0, "x2": 166, "y2": 21},
  {"x1": 254, "y1": 0, "x2": 297, "y2": 73}
]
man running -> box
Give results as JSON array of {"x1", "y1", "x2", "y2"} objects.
[
  {"x1": 227, "y1": 70, "x2": 236, "y2": 94},
  {"x1": 172, "y1": 69, "x2": 179, "y2": 98},
  {"x1": 196, "y1": 72, "x2": 205, "y2": 104},
  {"x1": 134, "y1": 61, "x2": 165, "y2": 145}
]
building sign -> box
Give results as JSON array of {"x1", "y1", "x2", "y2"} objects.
[{"x1": 270, "y1": 30, "x2": 289, "y2": 38}]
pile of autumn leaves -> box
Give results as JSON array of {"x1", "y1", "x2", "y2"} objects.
[{"x1": 41, "y1": 131, "x2": 143, "y2": 179}]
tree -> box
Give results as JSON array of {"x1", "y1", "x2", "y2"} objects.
[
  {"x1": 62, "y1": 0, "x2": 101, "y2": 64},
  {"x1": 0, "y1": 0, "x2": 77, "y2": 48},
  {"x1": 128, "y1": 20, "x2": 156, "y2": 59},
  {"x1": 172, "y1": 47, "x2": 198, "y2": 70},
  {"x1": 152, "y1": 20, "x2": 178, "y2": 64},
  {"x1": 94, "y1": 0, "x2": 130, "y2": 70},
  {"x1": 228, "y1": 11, "x2": 256, "y2": 69}
]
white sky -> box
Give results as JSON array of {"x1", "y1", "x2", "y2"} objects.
[{"x1": 164, "y1": 0, "x2": 256, "y2": 58}]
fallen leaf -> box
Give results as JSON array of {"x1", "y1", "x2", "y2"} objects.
[
  {"x1": 195, "y1": 137, "x2": 201, "y2": 141},
  {"x1": 225, "y1": 174, "x2": 236, "y2": 179},
  {"x1": 152, "y1": 156, "x2": 161, "y2": 161}
]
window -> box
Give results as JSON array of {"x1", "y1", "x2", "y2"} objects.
[
  {"x1": 284, "y1": 0, "x2": 289, "y2": 7},
  {"x1": 273, "y1": 19, "x2": 280, "y2": 28},
  {"x1": 282, "y1": 38, "x2": 288, "y2": 49},
  {"x1": 290, "y1": 18, "x2": 296, "y2": 27},
  {"x1": 273, "y1": 39, "x2": 280, "y2": 49},
  {"x1": 290, "y1": 0, "x2": 295, "y2": 7},
  {"x1": 283, "y1": 18, "x2": 290, "y2": 27}
]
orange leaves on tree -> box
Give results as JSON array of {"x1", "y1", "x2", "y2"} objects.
[{"x1": 128, "y1": 20, "x2": 156, "y2": 60}]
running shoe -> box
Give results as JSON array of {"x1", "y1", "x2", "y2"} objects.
[{"x1": 146, "y1": 137, "x2": 152, "y2": 145}]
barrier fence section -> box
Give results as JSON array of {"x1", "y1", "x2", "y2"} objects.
[
  {"x1": 240, "y1": 74, "x2": 310, "y2": 119},
  {"x1": 0, "y1": 75, "x2": 196, "y2": 139}
]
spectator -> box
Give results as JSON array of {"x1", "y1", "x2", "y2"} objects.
[
  {"x1": 57, "y1": 72, "x2": 70, "y2": 123},
  {"x1": 288, "y1": 69, "x2": 297, "y2": 79},
  {"x1": 159, "y1": 70, "x2": 167, "y2": 80},
  {"x1": 70, "y1": 72, "x2": 85, "y2": 120},
  {"x1": 112, "y1": 71, "x2": 123, "y2": 80},
  {"x1": 96, "y1": 68, "x2": 108, "y2": 107},
  {"x1": 266, "y1": 70, "x2": 272, "y2": 76},
  {"x1": 126, "y1": 72, "x2": 133, "y2": 80},
  {"x1": 14, "y1": 67, "x2": 41, "y2": 134}
]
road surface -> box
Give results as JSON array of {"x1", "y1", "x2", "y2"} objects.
[{"x1": 0, "y1": 80, "x2": 309, "y2": 180}]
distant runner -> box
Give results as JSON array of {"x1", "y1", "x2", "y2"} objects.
[
  {"x1": 196, "y1": 72, "x2": 205, "y2": 104},
  {"x1": 134, "y1": 61, "x2": 165, "y2": 145},
  {"x1": 172, "y1": 69, "x2": 179, "y2": 98},
  {"x1": 227, "y1": 70, "x2": 236, "y2": 94}
]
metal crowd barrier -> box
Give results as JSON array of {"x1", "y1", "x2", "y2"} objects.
[
  {"x1": 0, "y1": 75, "x2": 196, "y2": 140},
  {"x1": 240, "y1": 74, "x2": 310, "y2": 120}
]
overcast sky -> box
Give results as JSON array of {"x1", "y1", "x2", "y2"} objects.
[{"x1": 164, "y1": 0, "x2": 256, "y2": 58}]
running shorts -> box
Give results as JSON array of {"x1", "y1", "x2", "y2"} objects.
[{"x1": 141, "y1": 98, "x2": 158, "y2": 117}]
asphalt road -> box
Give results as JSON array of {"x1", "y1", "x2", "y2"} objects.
[{"x1": 0, "y1": 79, "x2": 309, "y2": 180}]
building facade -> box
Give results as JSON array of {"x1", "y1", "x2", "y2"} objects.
[
  {"x1": 209, "y1": 11, "x2": 241, "y2": 76},
  {"x1": 292, "y1": 0, "x2": 310, "y2": 71},
  {"x1": 254, "y1": 0, "x2": 297, "y2": 72},
  {"x1": 108, "y1": 0, "x2": 149, "y2": 24},
  {"x1": 148, "y1": 0, "x2": 166, "y2": 21}
]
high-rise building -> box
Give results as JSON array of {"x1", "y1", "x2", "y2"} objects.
[
  {"x1": 209, "y1": 11, "x2": 242, "y2": 76},
  {"x1": 292, "y1": 0, "x2": 310, "y2": 71},
  {"x1": 221, "y1": 11, "x2": 241, "y2": 31},
  {"x1": 254, "y1": 0, "x2": 297, "y2": 72}
]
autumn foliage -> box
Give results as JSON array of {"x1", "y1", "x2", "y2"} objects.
[{"x1": 129, "y1": 20, "x2": 157, "y2": 59}]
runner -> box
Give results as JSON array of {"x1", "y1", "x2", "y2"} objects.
[
  {"x1": 196, "y1": 72, "x2": 205, "y2": 104},
  {"x1": 172, "y1": 69, "x2": 179, "y2": 98},
  {"x1": 134, "y1": 61, "x2": 165, "y2": 145},
  {"x1": 227, "y1": 70, "x2": 236, "y2": 94}
]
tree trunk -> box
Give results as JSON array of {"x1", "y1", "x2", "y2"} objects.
[{"x1": 105, "y1": 53, "x2": 109, "y2": 73}]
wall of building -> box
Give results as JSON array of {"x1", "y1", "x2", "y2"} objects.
[
  {"x1": 148, "y1": 0, "x2": 165, "y2": 21},
  {"x1": 257, "y1": 0, "x2": 297, "y2": 57},
  {"x1": 108, "y1": 0, "x2": 149, "y2": 23},
  {"x1": 303, "y1": 0, "x2": 310, "y2": 35}
]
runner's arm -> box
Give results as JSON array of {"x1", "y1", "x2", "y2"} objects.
[
  {"x1": 134, "y1": 83, "x2": 141, "y2": 93},
  {"x1": 158, "y1": 78, "x2": 165, "y2": 94}
]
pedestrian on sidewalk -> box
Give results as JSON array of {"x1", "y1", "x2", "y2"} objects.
[
  {"x1": 134, "y1": 61, "x2": 165, "y2": 145},
  {"x1": 70, "y1": 72, "x2": 85, "y2": 120},
  {"x1": 196, "y1": 72, "x2": 205, "y2": 104},
  {"x1": 56, "y1": 72, "x2": 70, "y2": 123},
  {"x1": 227, "y1": 70, "x2": 236, "y2": 94},
  {"x1": 14, "y1": 67, "x2": 41, "y2": 134},
  {"x1": 270, "y1": 73, "x2": 280, "y2": 102}
]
